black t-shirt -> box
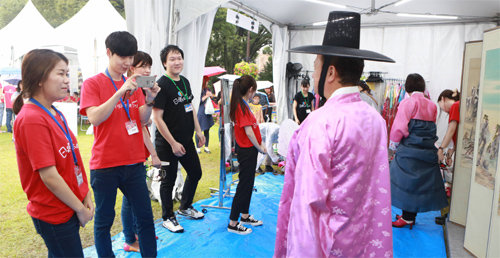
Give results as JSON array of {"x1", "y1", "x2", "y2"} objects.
[
  {"x1": 294, "y1": 91, "x2": 314, "y2": 123},
  {"x1": 154, "y1": 75, "x2": 195, "y2": 148}
]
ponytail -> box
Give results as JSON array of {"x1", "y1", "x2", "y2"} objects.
[
  {"x1": 13, "y1": 91, "x2": 25, "y2": 115},
  {"x1": 229, "y1": 75, "x2": 257, "y2": 122},
  {"x1": 438, "y1": 89, "x2": 460, "y2": 102}
]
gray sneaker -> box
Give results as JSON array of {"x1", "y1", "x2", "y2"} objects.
[
  {"x1": 178, "y1": 207, "x2": 204, "y2": 219},
  {"x1": 240, "y1": 215, "x2": 263, "y2": 226}
]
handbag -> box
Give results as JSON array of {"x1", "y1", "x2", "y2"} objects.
[{"x1": 204, "y1": 97, "x2": 215, "y2": 115}]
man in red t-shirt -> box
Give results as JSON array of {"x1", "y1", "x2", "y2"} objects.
[{"x1": 79, "y1": 31, "x2": 160, "y2": 257}]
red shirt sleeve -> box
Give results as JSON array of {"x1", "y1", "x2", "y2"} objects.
[
  {"x1": 20, "y1": 121, "x2": 57, "y2": 171},
  {"x1": 79, "y1": 77, "x2": 102, "y2": 116},
  {"x1": 449, "y1": 101, "x2": 460, "y2": 123}
]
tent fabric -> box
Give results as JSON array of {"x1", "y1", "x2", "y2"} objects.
[
  {"x1": 124, "y1": 0, "x2": 170, "y2": 78},
  {"x1": 0, "y1": 0, "x2": 59, "y2": 67},
  {"x1": 55, "y1": 0, "x2": 126, "y2": 79},
  {"x1": 289, "y1": 22, "x2": 495, "y2": 142},
  {"x1": 271, "y1": 24, "x2": 289, "y2": 124},
  {"x1": 174, "y1": 0, "x2": 227, "y2": 32},
  {"x1": 177, "y1": 9, "x2": 218, "y2": 110}
]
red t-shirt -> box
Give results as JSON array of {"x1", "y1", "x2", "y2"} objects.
[
  {"x1": 14, "y1": 104, "x2": 89, "y2": 224},
  {"x1": 234, "y1": 103, "x2": 262, "y2": 148},
  {"x1": 80, "y1": 73, "x2": 146, "y2": 169},
  {"x1": 449, "y1": 101, "x2": 460, "y2": 145}
]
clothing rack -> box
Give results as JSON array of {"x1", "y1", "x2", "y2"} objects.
[{"x1": 382, "y1": 79, "x2": 407, "y2": 145}]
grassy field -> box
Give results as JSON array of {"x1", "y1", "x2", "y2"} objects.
[{"x1": 0, "y1": 124, "x2": 222, "y2": 257}]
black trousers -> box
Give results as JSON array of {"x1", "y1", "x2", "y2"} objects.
[
  {"x1": 158, "y1": 139, "x2": 202, "y2": 219},
  {"x1": 230, "y1": 145, "x2": 258, "y2": 221}
]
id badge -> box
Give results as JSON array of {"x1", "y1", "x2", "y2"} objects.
[
  {"x1": 184, "y1": 104, "x2": 193, "y2": 112},
  {"x1": 75, "y1": 166, "x2": 84, "y2": 186},
  {"x1": 306, "y1": 109, "x2": 311, "y2": 114},
  {"x1": 125, "y1": 120, "x2": 139, "y2": 135}
]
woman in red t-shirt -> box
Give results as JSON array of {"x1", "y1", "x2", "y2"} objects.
[
  {"x1": 12, "y1": 49, "x2": 94, "y2": 257},
  {"x1": 437, "y1": 89, "x2": 461, "y2": 165},
  {"x1": 227, "y1": 75, "x2": 267, "y2": 235}
]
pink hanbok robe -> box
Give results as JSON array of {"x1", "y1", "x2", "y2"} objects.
[
  {"x1": 389, "y1": 92, "x2": 437, "y2": 149},
  {"x1": 275, "y1": 87, "x2": 393, "y2": 258}
]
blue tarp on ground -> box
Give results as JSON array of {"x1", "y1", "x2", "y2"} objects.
[{"x1": 83, "y1": 173, "x2": 446, "y2": 257}]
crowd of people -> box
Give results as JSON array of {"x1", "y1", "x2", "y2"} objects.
[{"x1": 10, "y1": 10, "x2": 462, "y2": 258}]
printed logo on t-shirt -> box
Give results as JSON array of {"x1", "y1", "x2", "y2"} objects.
[
  {"x1": 172, "y1": 94, "x2": 193, "y2": 105},
  {"x1": 115, "y1": 100, "x2": 139, "y2": 110},
  {"x1": 59, "y1": 142, "x2": 79, "y2": 158}
]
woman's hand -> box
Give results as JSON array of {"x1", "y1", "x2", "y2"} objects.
[
  {"x1": 446, "y1": 149, "x2": 455, "y2": 166},
  {"x1": 78, "y1": 193, "x2": 94, "y2": 227},
  {"x1": 438, "y1": 148, "x2": 445, "y2": 164}
]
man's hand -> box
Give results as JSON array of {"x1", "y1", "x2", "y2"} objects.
[
  {"x1": 196, "y1": 132, "x2": 206, "y2": 148},
  {"x1": 119, "y1": 74, "x2": 139, "y2": 96},
  {"x1": 143, "y1": 82, "x2": 161, "y2": 103},
  {"x1": 171, "y1": 141, "x2": 186, "y2": 157},
  {"x1": 151, "y1": 154, "x2": 162, "y2": 168},
  {"x1": 259, "y1": 144, "x2": 267, "y2": 154}
]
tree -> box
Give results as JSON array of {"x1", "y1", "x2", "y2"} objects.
[
  {"x1": 0, "y1": 0, "x2": 125, "y2": 29},
  {"x1": 0, "y1": 0, "x2": 28, "y2": 29},
  {"x1": 32, "y1": 0, "x2": 88, "y2": 27},
  {"x1": 259, "y1": 46, "x2": 273, "y2": 82},
  {"x1": 205, "y1": 8, "x2": 272, "y2": 74}
]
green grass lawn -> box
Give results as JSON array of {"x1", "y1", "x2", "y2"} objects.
[{"x1": 0, "y1": 124, "x2": 222, "y2": 257}]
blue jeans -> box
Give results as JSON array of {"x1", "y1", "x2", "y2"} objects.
[
  {"x1": 6, "y1": 108, "x2": 13, "y2": 132},
  {"x1": 32, "y1": 214, "x2": 83, "y2": 258},
  {"x1": 91, "y1": 163, "x2": 156, "y2": 257}
]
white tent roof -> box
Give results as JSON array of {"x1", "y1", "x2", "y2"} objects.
[
  {"x1": 0, "y1": 0, "x2": 60, "y2": 67},
  {"x1": 55, "y1": 0, "x2": 126, "y2": 79}
]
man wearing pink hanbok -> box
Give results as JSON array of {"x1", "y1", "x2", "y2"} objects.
[{"x1": 275, "y1": 11, "x2": 395, "y2": 257}]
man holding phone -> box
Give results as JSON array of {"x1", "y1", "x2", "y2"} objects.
[
  {"x1": 79, "y1": 31, "x2": 160, "y2": 257},
  {"x1": 152, "y1": 45, "x2": 205, "y2": 233}
]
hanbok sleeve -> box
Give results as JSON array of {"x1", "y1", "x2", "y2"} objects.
[{"x1": 389, "y1": 99, "x2": 414, "y2": 145}]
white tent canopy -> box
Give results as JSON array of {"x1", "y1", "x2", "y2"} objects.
[
  {"x1": 55, "y1": 0, "x2": 127, "y2": 79},
  {"x1": 124, "y1": 0, "x2": 498, "y2": 129},
  {"x1": 0, "y1": 0, "x2": 61, "y2": 67}
]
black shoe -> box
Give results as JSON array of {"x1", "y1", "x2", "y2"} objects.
[
  {"x1": 240, "y1": 215, "x2": 263, "y2": 226},
  {"x1": 256, "y1": 167, "x2": 264, "y2": 174},
  {"x1": 227, "y1": 222, "x2": 252, "y2": 235},
  {"x1": 265, "y1": 165, "x2": 275, "y2": 173}
]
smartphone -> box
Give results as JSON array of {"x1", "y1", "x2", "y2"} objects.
[{"x1": 136, "y1": 75, "x2": 156, "y2": 88}]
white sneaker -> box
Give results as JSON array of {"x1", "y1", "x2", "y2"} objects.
[
  {"x1": 227, "y1": 222, "x2": 252, "y2": 235},
  {"x1": 162, "y1": 217, "x2": 184, "y2": 233},
  {"x1": 196, "y1": 148, "x2": 201, "y2": 154},
  {"x1": 178, "y1": 207, "x2": 204, "y2": 219},
  {"x1": 204, "y1": 147, "x2": 211, "y2": 154}
]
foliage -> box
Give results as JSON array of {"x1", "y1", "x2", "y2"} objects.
[
  {"x1": 205, "y1": 8, "x2": 272, "y2": 74},
  {"x1": 259, "y1": 46, "x2": 273, "y2": 82},
  {"x1": 234, "y1": 61, "x2": 259, "y2": 79},
  {"x1": 0, "y1": 0, "x2": 28, "y2": 29},
  {"x1": 0, "y1": 0, "x2": 125, "y2": 29}
]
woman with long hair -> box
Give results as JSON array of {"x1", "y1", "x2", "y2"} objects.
[
  {"x1": 13, "y1": 49, "x2": 94, "y2": 257},
  {"x1": 227, "y1": 75, "x2": 266, "y2": 234},
  {"x1": 437, "y1": 89, "x2": 461, "y2": 165},
  {"x1": 121, "y1": 50, "x2": 160, "y2": 252},
  {"x1": 389, "y1": 73, "x2": 448, "y2": 229}
]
